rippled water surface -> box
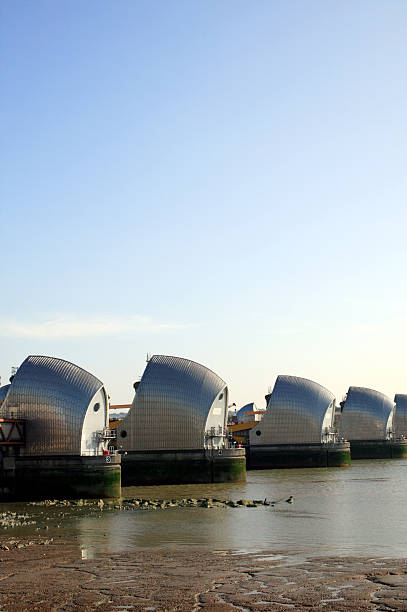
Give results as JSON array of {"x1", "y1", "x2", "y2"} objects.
[{"x1": 2, "y1": 460, "x2": 407, "y2": 558}]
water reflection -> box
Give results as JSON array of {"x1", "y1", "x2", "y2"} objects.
[
  {"x1": 73, "y1": 460, "x2": 407, "y2": 558},
  {"x1": 3, "y1": 460, "x2": 407, "y2": 558}
]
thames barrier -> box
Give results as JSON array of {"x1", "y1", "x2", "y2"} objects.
[{"x1": 1, "y1": 353, "x2": 407, "y2": 501}]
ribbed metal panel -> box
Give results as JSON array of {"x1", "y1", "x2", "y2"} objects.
[
  {"x1": 235, "y1": 402, "x2": 264, "y2": 423},
  {"x1": 393, "y1": 394, "x2": 407, "y2": 437},
  {"x1": 338, "y1": 387, "x2": 394, "y2": 441},
  {"x1": 250, "y1": 375, "x2": 335, "y2": 445},
  {"x1": 235, "y1": 402, "x2": 254, "y2": 423},
  {"x1": 0, "y1": 385, "x2": 10, "y2": 403},
  {"x1": 0, "y1": 356, "x2": 104, "y2": 456},
  {"x1": 394, "y1": 394, "x2": 407, "y2": 437},
  {"x1": 117, "y1": 355, "x2": 227, "y2": 451}
]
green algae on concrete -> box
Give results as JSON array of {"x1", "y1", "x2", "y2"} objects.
[
  {"x1": 121, "y1": 451, "x2": 211, "y2": 486},
  {"x1": 1, "y1": 455, "x2": 121, "y2": 501},
  {"x1": 391, "y1": 440, "x2": 407, "y2": 458},
  {"x1": 327, "y1": 442, "x2": 351, "y2": 467},
  {"x1": 212, "y1": 448, "x2": 246, "y2": 482},
  {"x1": 121, "y1": 448, "x2": 246, "y2": 486},
  {"x1": 348, "y1": 440, "x2": 393, "y2": 460},
  {"x1": 248, "y1": 442, "x2": 351, "y2": 470},
  {"x1": 349, "y1": 440, "x2": 407, "y2": 460}
]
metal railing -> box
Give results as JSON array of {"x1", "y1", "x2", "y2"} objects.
[
  {"x1": 321, "y1": 427, "x2": 339, "y2": 443},
  {"x1": 81, "y1": 448, "x2": 118, "y2": 456},
  {"x1": 95, "y1": 428, "x2": 117, "y2": 441},
  {"x1": 204, "y1": 426, "x2": 233, "y2": 450}
]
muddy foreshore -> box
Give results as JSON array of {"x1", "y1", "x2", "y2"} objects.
[
  {"x1": 0, "y1": 538, "x2": 407, "y2": 611},
  {"x1": 0, "y1": 499, "x2": 407, "y2": 610}
]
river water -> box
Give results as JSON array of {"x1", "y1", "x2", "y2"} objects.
[{"x1": 2, "y1": 459, "x2": 407, "y2": 559}]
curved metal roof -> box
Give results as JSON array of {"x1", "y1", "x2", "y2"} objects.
[
  {"x1": 0, "y1": 355, "x2": 104, "y2": 455},
  {"x1": 393, "y1": 394, "x2": 407, "y2": 437},
  {"x1": 117, "y1": 354, "x2": 227, "y2": 451},
  {"x1": 338, "y1": 386, "x2": 394, "y2": 441},
  {"x1": 250, "y1": 375, "x2": 335, "y2": 445},
  {"x1": 0, "y1": 384, "x2": 10, "y2": 404},
  {"x1": 235, "y1": 402, "x2": 264, "y2": 423}
]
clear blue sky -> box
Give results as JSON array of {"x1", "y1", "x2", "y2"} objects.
[{"x1": 1, "y1": 0, "x2": 406, "y2": 408}]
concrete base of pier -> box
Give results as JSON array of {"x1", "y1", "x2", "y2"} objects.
[
  {"x1": 0, "y1": 455, "x2": 121, "y2": 501},
  {"x1": 349, "y1": 439, "x2": 407, "y2": 460},
  {"x1": 120, "y1": 448, "x2": 246, "y2": 486},
  {"x1": 391, "y1": 440, "x2": 407, "y2": 458},
  {"x1": 248, "y1": 442, "x2": 351, "y2": 469}
]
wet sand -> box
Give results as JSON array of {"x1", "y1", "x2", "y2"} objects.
[{"x1": 1, "y1": 538, "x2": 407, "y2": 611}]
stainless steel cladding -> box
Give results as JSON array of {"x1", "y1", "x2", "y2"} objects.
[
  {"x1": 235, "y1": 402, "x2": 264, "y2": 423},
  {"x1": 338, "y1": 387, "x2": 394, "y2": 441},
  {"x1": 0, "y1": 384, "x2": 10, "y2": 403},
  {"x1": 393, "y1": 394, "x2": 407, "y2": 437},
  {"x1": 0, "y1": 355, "x2": 108, "y2": 456},
  {"x1": 250, "y1": 375, "x2": 336, "y2": 445},
  {"x1": 117, "y1": 355, "x2": 228, "y2": 451},
  {"x1": 235, "y1": 403, "x2": 254, "y2": 423}
]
